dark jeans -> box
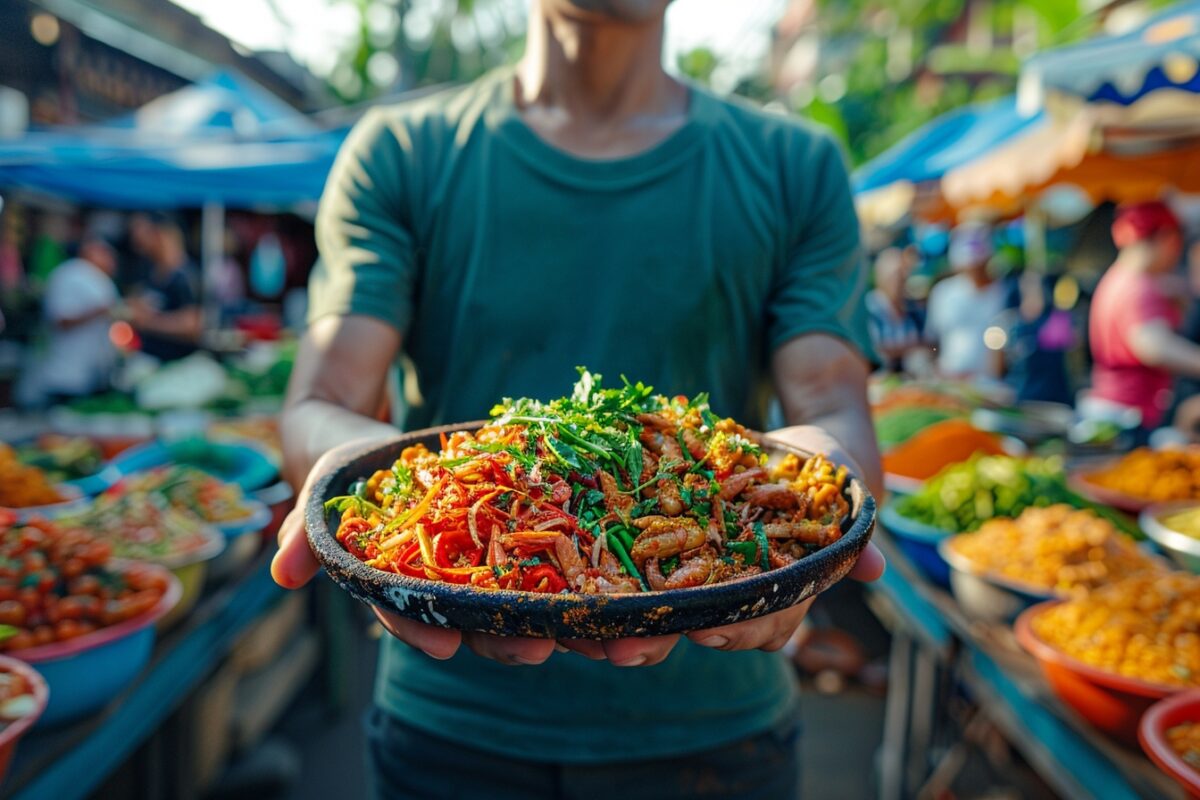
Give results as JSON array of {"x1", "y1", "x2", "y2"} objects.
[{"x1": 365, "y1": 706, "x2": 800, "y2": 800}]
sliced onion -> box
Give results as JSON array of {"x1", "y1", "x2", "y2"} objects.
[{"x1": 533, "y1": 518, "x2": 561, "y2": 531}]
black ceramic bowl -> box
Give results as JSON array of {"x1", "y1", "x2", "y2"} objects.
[{"x1": 305, "y1": 424, "x2": 877, "y2": 638}]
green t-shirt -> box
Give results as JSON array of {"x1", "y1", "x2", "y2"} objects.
[{"x1": 308, "y1": 68, "x2": 871, "y2": 763}]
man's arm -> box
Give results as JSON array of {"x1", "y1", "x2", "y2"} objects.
[
  {"x1": 771, "y1": 333, "x2": 882, "y2": 497},
  {"x1": 129, "y1": 301, "x2": 203, "y2": 341}
]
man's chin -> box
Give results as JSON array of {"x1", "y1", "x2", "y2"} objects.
[{"x1": 551, "y1": 0, "x2": 670, "y2": 24}]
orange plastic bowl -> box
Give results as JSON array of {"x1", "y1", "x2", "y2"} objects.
[
  {"x1": 1015, "y1": 601, "x2": 1182, "y2": 744},
  {"x1": 1140, "y1": 691, "x2": 1200, "y2": 798},
  {"x1": 0, "y1": 656, "x2": 49, "y2": 784}
]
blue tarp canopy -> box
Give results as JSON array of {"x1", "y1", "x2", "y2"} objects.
[
  {"x1": 852, "y1": 96, "x2": 1043, "y2": 194},
  {"x1": 1021, "y1": 1, "x2": 1200, "y2": 106},
  {"x1": 0, "y1": 72, "x2": 340, "y2": 209}
]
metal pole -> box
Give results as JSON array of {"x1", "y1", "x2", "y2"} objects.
[{"x1": 200, "y1": 200, "x2": 224, "y2": 336}]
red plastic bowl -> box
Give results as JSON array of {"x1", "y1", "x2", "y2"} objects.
[
  {"x1": 1141, "y1": 691, "x2": 1200, "y2": 797},
  {"x1": 1015, "y1": 600, "x2": 1183, "y2": 744},
  {"x1": 0, "y1": 656, "x2": 49, "y2": 784}
]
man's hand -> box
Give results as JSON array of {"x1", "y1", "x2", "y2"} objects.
[{"x1": 685, "y1": 424, "x2": 884, "y2": 654}]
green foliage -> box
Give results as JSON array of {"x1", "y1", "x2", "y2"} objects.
[{"x1": 677, "y1": 47, "x2": 719, "y2": 85}]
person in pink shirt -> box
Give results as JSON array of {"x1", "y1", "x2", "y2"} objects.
[{"x1": 1089, "y1": 201, "x2": 1189, "y2": 430}]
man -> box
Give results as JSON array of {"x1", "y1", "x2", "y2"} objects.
[
  {"x1": 1088, "y1": 201, "x2": 1191, "y2": 433},
  {"x1": 866, "y1": 246, "x2": 927, "y2": 374},
  {"x1": 39, "y1": 236, "x2": 120, "y2": 402},
  {"x1": 273, "y1": 2, "x2": 884, "y2": 797},
  {"x1": 128, "y1": 215, "x2": 202, "y2": 361},
  {"x1": 925, "y1": 222, "x2": 1007, "y2": 380}
]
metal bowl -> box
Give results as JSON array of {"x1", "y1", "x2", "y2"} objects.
[
  {"x1": 939, "y1": 537, "x2": 1057, "y2": 623},
  {"x1": 305, "y1": 424, "x2": 876, "y2": 639},
  {"x1": 1140, "y1": 502, "x2": 1200, "y2": 573}
]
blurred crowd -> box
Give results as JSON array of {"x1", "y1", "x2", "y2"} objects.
[
  {"x1": 867, "y1": 200, "x2": 1200, "y2": 443},
  {"x1": 0, "y1": 208, "x2": 315, "y2": 409}
]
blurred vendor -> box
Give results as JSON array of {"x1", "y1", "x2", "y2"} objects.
[
  {"x1": 1089, "y1": 201, "x2": 1192, "y2": 431},
  {"x1": 129, "y1": 215, "x2": 202, "y2": 361},
  {"x1": 866, "y1": 246, "x2": 927, "y2": 373},
  {"x1": 925, "y1": 222, "x2": 1007, "y2": 380},
  {"x1": 40, "y1": 236, "x2": 119, "y2": 401}
]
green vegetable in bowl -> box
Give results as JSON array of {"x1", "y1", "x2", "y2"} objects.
[
  {"x1": 874, "y1": 407, "x2": 962, "y2": 449},
  {"x1": 893, "y1": 454, "x2": 1141, "y2": 537}
]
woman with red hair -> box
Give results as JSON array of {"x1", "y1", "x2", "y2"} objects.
[{"x1": 1088, "y1": 201, "x2": 1190, "y2": 430}]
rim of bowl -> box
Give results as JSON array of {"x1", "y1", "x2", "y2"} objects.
[
  {"x1": 10, "y1": 564, "x2": 183, "y2": 663},
  {"x1": 0, "y1": 656, "x2": 49, "y2": 749},
  {"x1": 937, "y1": 537, "x2": 1060, "y2": 601},
  {"x1": 211, "y1": 499, "x2": 274, "y2": 539},
  {"x1": 305, "y1": 428, "x2": 877, "y2": 609},
  {"x1": 1014, "y1": 600, "x2": 1186, "y2": 698},
  {"x1": 1139, "y1": 690, "x2": 1200, "y2": 795},
  {"x1": 1140, "y1": 503, "x2": 1200, "y2": 559}
]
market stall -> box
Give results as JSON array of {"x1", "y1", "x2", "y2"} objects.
[{"x1": 866, "y1": 381, "x2": 1200, "y2": 799}]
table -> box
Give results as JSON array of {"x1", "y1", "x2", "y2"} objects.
[
  {"x1": 869, "y1": 534, "x2": 1185, "y2": 800},
  {"x1": 3, "y1": 553, "x2": 287, "y2": 800}
]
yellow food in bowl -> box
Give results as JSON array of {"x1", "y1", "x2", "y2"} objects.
[
  {"x1": 1030, "y1": 572, "x2": 1200, "y2": 687},
  {"x1": 1169, "y1": 722, "x2": 1200, "y2": 769},
  {"x1": 1088, "y1": 448, "x2": 1200, "y2": 502},
  {"x1": 0, "y1": 444, "x2": 63, "y2": 508},
  {"x1": 947, "y1": 505, "x2": 1161, "y2": 595},
  {"x1": 1160, "y1": 507, "x2": 1200, "y2": 541}
]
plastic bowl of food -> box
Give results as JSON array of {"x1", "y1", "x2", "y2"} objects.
[
  {"x1": 1015, "y1": 600, "x2": 1182, "y2": 743},
  {"x1": 878, "y1": 504, "x2": 952, "y2": 588},
  {"x1": 0, "y1": 656, "x2": 49, "y2": 782},
  {"x1": 12, "y1": 566, "x2": 181, "y2": 727},
  {"x1": 306, "y1": 423, "x2": 877, "y2": 639},
  {"x1": 206, "y1": 499, "x2": 273, "y2": 583},
  {"x1": 1139, "y1": 691, "x2": 1200, "y2": 797},
  {"x1": 1141, "y1": 502, "x2": 1200, "y2": 574},
  {"x1": 939, "y1": 538, "x2": 1056, "y2": 623}
]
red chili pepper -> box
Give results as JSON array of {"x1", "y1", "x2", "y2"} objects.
[
  {"x1": 394, "y1": 541, "x2": 425, "y2": 578},
  {"x1": 435, "y1": 530, "x2": 483, "y2": 568},
  {"x1": 520, "y1": 565, "x2": 567, "y2": 594}
]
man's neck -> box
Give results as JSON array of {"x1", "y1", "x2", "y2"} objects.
[{"x1": 513, "y1": 2, "x2": 687, "y2": 157}]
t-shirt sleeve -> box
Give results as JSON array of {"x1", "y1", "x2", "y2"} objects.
[
  {"x1": 45, "y1": 265, "x2": 115, "y2": 322},
  {"x1": 1130, "y1": 278, "x2": 1180, "y2": 329},
  {"x1": 766, "y1": 132, "x2": 875, "y2": 363},
  {"x1": 307, "y1": 108, "x2": 419, "y2": 334}
]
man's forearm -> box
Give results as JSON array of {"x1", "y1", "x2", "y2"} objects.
[{"x1": 280, "y1": 399, "x2": 397, "y2": 488}]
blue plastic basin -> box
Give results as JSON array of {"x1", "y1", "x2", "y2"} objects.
[{"x1": 878, "y1": 503, "x2": 954, "y2": 588}]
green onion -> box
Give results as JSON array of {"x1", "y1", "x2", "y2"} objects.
[
  {"x1": 725, "y1": 540, "x2": 757, "y2": 563},
  {"x1": 607, "y1": 531, "x2": 648, "y2": 591},
  {"x1": 753, "y1": 521, "x2": 770, "y2": 571}
]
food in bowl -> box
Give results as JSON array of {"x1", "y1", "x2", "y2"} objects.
[
  {"x1": 57, "y1": 490, "x2": 221, "y2": 567},
  {"x1": 945, "y1": 505, "x2": 1162, "y2": 595},
  {"x1": 873, "y1": 406, "x2": 962, "y2": 449},
  {"x1": 1158, "y1": 506, "x2": 1200, "y2": 541},
  {"x1": 1168, "y1": 722, "x2": 1200, "y2": 770},
  {"x1": 890, "y1": 455, "x2": 1139, "y2": 537},
  {"x1": 15, "y1": 435, "x2": 105, "y2": 484},
  {"x1": 329, "y1": 373, "x2": 854, "y2": 594},
  {"x1": 881, "y1": 419, "x2": 1005, "y2": 481},
  {"x1": 0, "y1": 515, "x2": 172, "y2": 652},
  {"x1": 1085, "y1": 447, "x2": 1200, "y2": 503},
  {"x1": 0, "y1": 665, "x2": 40, "y2": 727},
  {"x1": 121, "y1": 465, "x2": 256, "y2": 525},
  {"x1": 1029, "y1": 572, "x2": 1200, "y2": 687},
  {"x1": 0, "y1": 444, "x2": 63, "y2": 508}
]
